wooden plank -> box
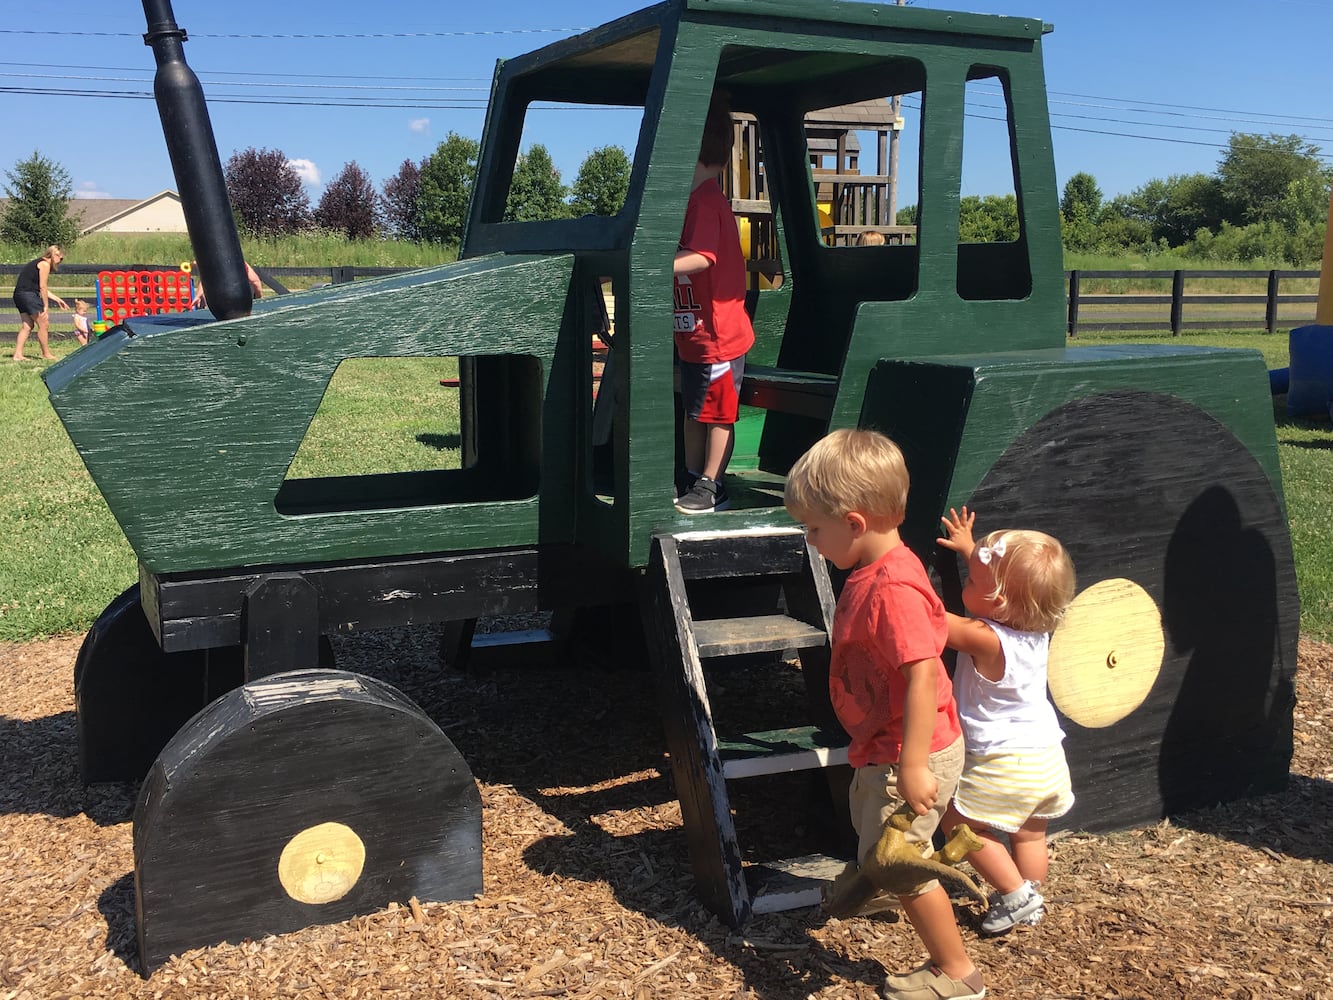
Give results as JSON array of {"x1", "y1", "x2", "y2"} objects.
[
  {"x1": 144, "y1": 545, "x2": 632, "y2": 653},
  {"x1": 641, "y1": 536, "x2": 750, "y2": 925},
  {"x1": 672, "y1": 527, "x2": 808, "y2": 579},
  {"x1": 739, "y1": 364, "x2": 838, "y2": 420},
  {"x1": 693, "y1": 615, "x2": 826, "y2": 658},
  {"x1": 746, "y1": 854, "x2": 848, "y2": 915},
  {"x1": 718, "y1": 725, "x2": 849, "y2": 779}
]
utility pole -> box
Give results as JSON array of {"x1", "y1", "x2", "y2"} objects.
[{"x1": 887, "y1": 0, "x2": 906, "y2": 225}]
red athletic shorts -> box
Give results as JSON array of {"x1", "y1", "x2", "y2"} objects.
[{"x1": 679, "y1": 357, "x2": 745, "y2": 424}]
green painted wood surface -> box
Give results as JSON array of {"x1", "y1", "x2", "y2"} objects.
[{"x1": 46, "y1": 255, "x2": 575, "y2": 573}]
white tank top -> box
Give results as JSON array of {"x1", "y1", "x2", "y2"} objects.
[{"x1": 953, "y1": 618, "x2": 1065, "y2": 753}]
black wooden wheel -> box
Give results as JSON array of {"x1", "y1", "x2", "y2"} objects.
[
  {"x1": 957, "y1": 390, "x2": 1298, "y2": 832},
  {"x1": 75, "y1": 585, "x2": 335, "y2": 784},
  {"x1": 133, "y1": 668, "x2": 482, "y2": 973},
  {"x1": 75, "y1": 585, "x2": 243, "y2": 783}
]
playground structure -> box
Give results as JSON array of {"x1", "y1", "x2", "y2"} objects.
[{"x1": 45, "y1": 0, "x2": 1298, "y2": 973}]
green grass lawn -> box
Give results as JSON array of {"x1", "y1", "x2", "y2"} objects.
[{"x1": 3, "y1": 328, "x2": 1331, "y2": 643}]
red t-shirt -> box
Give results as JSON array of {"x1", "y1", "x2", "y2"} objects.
[
  {"x1": 673, "y1": 180, "x2": 755, "y2": 363},
  {"x1": 830, "y1": 544, "x2": 962, "y2": 767}
]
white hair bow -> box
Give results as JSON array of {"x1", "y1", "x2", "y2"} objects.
[{"x1": 977, "y1": 538, "x2": 1007, "y2": 565}]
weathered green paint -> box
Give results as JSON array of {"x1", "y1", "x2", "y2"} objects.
[
  {"x1": 857, "y1": 345, "x2": 1288, "y2": 561},
  {"x1": 45, "y1": 0, "x2": 1290, "y2": 587},
  {"x1": 47, "y1": 255, "x2": 575, "y2": 572}
]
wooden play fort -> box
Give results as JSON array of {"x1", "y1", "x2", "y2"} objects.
[{"x1": 46, "y1": 0, "x2": 1297, "y2": 974}]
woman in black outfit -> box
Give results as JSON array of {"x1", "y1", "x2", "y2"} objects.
[{"x1": 12, "y1": 245, "x2": 68, "y2": 361}]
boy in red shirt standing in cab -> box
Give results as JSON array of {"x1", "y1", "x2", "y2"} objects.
[{"x1": 672, "y1": 93, "x2": 755, "y2": 514}]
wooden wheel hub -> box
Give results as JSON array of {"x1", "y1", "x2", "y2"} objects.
[
  {"x1": 278, "y1": 821, "x2": 366, "y2": 905},
  {"x1": 1048, "y1": 578, "x2": 1164, "y2": 730}
]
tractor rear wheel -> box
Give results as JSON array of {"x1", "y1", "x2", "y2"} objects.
[{"x1": 958, "y1": 390, "x2": 1298, "y2": 831}]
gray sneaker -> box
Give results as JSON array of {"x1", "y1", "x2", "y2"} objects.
[
  {"x1": 674, "y1": 476, "x2": 731, "y2": 514},
  {"x1": 979, "y1": 880, "x2": 1044, "y2": 934}
]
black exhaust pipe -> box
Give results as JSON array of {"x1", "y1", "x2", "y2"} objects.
[{"x1": 142, "y1": 0, "x2": 251, "y2": 320}]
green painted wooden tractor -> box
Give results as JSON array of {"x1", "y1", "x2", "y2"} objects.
[{"x1": 46, "y1": 0, "x2": 1297, "y2": 971}]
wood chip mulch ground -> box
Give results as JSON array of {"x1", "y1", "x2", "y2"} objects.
[{"x1": 1, "y1": 627, "x2": 1330, "y2": 1000}]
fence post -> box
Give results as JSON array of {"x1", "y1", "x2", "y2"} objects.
[
  {"x1": 331, "y1": 266, "x2": 354, "y2": 284},
  {"x1": 1066, "y1": 270, "x2": 1080, "y2": 338},
  {"x1": 1265, "y1": 270, "x2": 1279, "y2": 335},
  {"x1": 1169, "y1": 270, "x2": 1184, "y2": 337}
]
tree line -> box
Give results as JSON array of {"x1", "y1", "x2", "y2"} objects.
[
  {"x1": 939, "y1": 133, "x2": 1328, "y2": 266},
  {"x1": 0, "y1": 138, "x2": 632, "y2": 250},
  {"x1": 3, "y1": 130, "x2": 1327, "y2": 266}
]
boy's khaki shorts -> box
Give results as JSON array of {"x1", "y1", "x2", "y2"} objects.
[{"x1": 849, "y1": 736, "x2": 965, "y2": 883}]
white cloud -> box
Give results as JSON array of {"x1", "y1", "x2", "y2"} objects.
[
  {"x1": 409, "y1": 117, "x2": 431, "y2": 134},
  {"x1": 287, "y1": 158, "x2": 321, "y2": 187},
  {"x1": 73, "y1": 181, "x2": 110, "y2": 199}
]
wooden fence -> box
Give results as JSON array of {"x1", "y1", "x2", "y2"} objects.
[
  {"x1": 1065, "y1": 269, "x2": 1320, "y2": 337},
  {"x1": 2, "y1": 264, "x2": 1323, "y2": 340}
]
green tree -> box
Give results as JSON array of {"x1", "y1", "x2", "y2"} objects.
[
  {"x1": 418, "y1": 133, "x2": 479, "y2": 245},
  {"x1": 570, "y1": 146, "x2": 632, "y2": 217},
  {"x1": 1060, "y1": 172, "x2": 1102, "y2": 220},
  {"x1": 505, "y1": 144, "x2": 569, "y2": 222},
  {"x1": 1, "y1": 151, "x2": 79, "y2": 249},
  {"x1": 1103, "y1": 173, "x2": 1224, "y2": 247},
  {"x1": 1217, "y1": 133, "x2": 1329, "y2": 226},
  {"x1": 958, "y1": 194, "x2": 1018, "y2": 243}
]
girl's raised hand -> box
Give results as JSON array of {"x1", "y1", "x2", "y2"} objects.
[{"x1": 937, "y1": 506, "x2": 976, "y2": 556}]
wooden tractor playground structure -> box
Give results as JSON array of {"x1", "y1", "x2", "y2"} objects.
[{"x1": 45, "y1": 0, "x2": 1298, "y2": 973}]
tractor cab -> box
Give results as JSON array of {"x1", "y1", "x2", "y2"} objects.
[{"x1": 462, "y1": 0, "x2": 1063, "y2": 567}]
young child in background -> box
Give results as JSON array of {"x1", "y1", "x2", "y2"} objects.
[
  {"x1": 785, "y1": 429, "x2": 984, "y2": 1000},
  {"x1": 72, "y1": 299, "x2": 92, "y2": 346},
  {"x1": 672, "y1": 92, "x2": 755, "y2": 514},
  {"x1": 936, "y1": 506, "x2": 1077, "y2": 934}
]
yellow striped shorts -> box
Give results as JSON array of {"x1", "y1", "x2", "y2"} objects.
[{"x1": 953, "y1": 743, "x2": 1074, "y2": 834}]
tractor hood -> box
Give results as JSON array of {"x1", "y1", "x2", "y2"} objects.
[{"x1": 44, "y1": 253, "x2": 576, "y2": 575}]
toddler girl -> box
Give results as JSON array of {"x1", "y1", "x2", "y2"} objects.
[
  {"x1": 936, "y1": 505, "x2": 1077, "y2": 934},
  {"x1": 72, "y1": 299, "x2": 92, "y2": 346}
]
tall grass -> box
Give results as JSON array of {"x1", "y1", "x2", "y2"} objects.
[{"x1": 1, "y1": 232, "x2": 457, "y2": 269}]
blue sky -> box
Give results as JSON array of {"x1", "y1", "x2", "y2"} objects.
[{"x1": 3, "y1": 0, "x2": 1330, "y2": 209}]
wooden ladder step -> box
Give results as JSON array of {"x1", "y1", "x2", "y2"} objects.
[
  {"x1": 692, "y1": 615, "x2": 827, "y2": 658},
  {"x1": 717, "y1": 725, "x2": 849, "y2": 779},
  {"x1": 745, "y1": 853, "x2": 847, "y2": 915}
]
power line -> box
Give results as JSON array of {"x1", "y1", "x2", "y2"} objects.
[
  {"x1": 0, "y1": 27, "x2": 588, "y2": 39},
  {"x1": 0, "y1": 71, "x2": 490, "y2": 94}
]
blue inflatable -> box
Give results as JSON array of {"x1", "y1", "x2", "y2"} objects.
[{"x1": 1286, "y1": 324, "x2": 1333, "y2": 417}]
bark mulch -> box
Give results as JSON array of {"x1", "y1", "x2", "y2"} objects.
[{"x1": 1, "y1": 628, "x2": 1330, "y2": 1000}]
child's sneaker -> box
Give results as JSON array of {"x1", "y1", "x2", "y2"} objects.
[
  {"x1": 1017, "y1": 904, "x2": 1046, "y2": 926},
  {"x1": 674, "y1": 470, "x2": 698, "y2": 499},
  {"x1": 979, "y1": 880, "x2": 1044, "y2": 934},
  {"x1": 880, "y1": 963, "x2": 985, "y2": 1000},
  {"x1": 674, "y1": 476, "x2": 731, "y2": 514}
]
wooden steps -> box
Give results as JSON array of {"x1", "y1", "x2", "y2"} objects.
[{"x1": 642, "y1": 527, "x2": 851, "y2": 926}]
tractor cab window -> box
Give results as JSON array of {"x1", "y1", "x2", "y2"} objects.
[
  {"x1": 466, "y1": 25, "x2": 659, "y2": 249},
  {"x1": 957, "y1": 67, "x2": 1030, "y2": 300}
]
